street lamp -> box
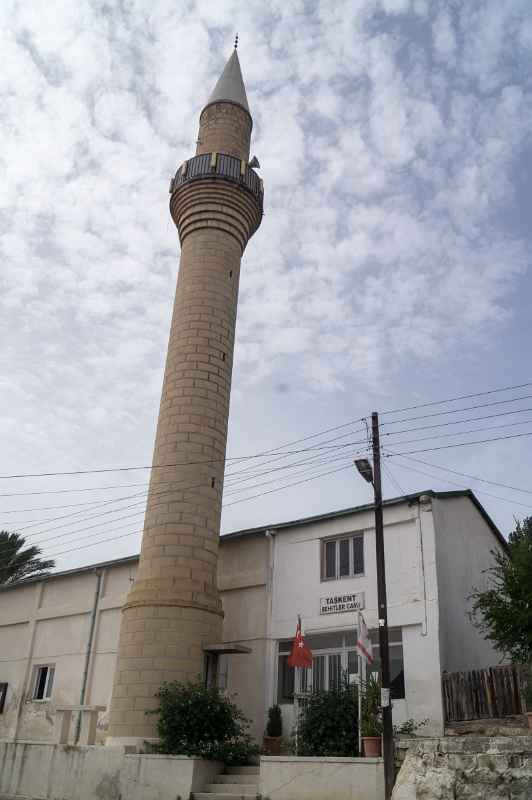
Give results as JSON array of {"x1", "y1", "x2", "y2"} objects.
[
  {"x1": 354, "y1": 458, "x2": 374, "y2": 484},
  {"x1": 354, "y1": 414, "x2": 394, "y2": 800}
]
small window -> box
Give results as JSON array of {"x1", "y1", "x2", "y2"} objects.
[
  {"x1": 339, "y1": 540, "x2": 350, "y2": 577},
  {"x1": 325, "y1": 541, "x2": 336, "y2": 579},
  {"x1": 369, "y1": 629, "x2": 405, "y2": 699},
  {"x1": 32, "y1": 665, "x2": 55, "y2": 701},
  {"x1": 321, "y1": 534, "x2": 364, "y2": 581},
  {"x1": 277, "y1": 655, "x2": 295, "y2": 703}
]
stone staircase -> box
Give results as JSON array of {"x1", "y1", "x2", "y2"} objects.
[{"x1": 191, "y1": 765, "x2": 260, "y2": 800}]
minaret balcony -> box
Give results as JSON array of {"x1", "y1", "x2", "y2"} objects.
[
  {"x1": 169, "y1": 152, "x2": 263, "y2": 212},
  {"x1": 169, "y1": 152, "x2": 263, "y2": 250}
]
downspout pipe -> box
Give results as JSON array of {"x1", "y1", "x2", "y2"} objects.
[
  {"x1": 416, "y1": 499, "x2": 429, "y2": 636},
  {"x1": 74, "y1": 569, "x2": 102, "y2": 743}
]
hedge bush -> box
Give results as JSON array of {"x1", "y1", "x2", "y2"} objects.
[
  {"x1": 296, "y1": 683, "x2": 359, "y2": 756},
  {"x1": 151, "y1": 681, "x2": 258, "y2": 765}
]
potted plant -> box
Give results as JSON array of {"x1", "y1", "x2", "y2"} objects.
[
  {"x1": 264, "y1": 704, "x2": 283, "y2": 754},
  {"x1": 361, "y1": 673, "x2": 383, "y2": 757}
]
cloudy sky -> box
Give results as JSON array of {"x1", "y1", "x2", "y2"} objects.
[{"x1": 1, "y1": 0, "x2": 532, "y2": 571}]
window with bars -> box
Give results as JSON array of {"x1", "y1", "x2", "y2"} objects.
[
  {"x1": 321, "y1": 534, "x2": 364, "y2": 581},
  {"x1": 31, "y1": 665, "x2": 55, "y2": 701},
  {"x1": 277, "y1": 627, "x2": 405, "y2": 702}
]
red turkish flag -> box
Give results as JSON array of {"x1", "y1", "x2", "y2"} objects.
[{"x1": 287, "y1": 616, "x2": 313, "y2": 668}]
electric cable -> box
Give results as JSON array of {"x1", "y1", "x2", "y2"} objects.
[
  {"x1": 384, "y1": 455, "x2": 532, "y2": 514},
  {"x1": 379, "y1": 421, "x2": 532, "y2": 449},
  {"x1": 384, "y1": 429, "x2": 532, "y2": 456},
  {"x1": 381, "y1": 393, "x2": 532, "y2": 427},
  {"x1": 1, "y1": 450, "x2": 368, "y2": 557},
  {"x1": 385, "y1": 453, "x2": 532, "y2": 497},
  {"x1": 379, "y1": 380, "x2": 532, "y2": 416},
  {"x1": 379, "y1": 406, "x2": 532, "y2": 437},
  {"x1": 25, "y1": 457, "x2": 368, "y2": 562}
]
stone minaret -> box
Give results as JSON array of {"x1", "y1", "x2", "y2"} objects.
[{"x1": 107, "y1": 48, "x2": 263, "y2": 744}]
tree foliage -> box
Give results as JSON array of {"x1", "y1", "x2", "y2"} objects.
[
  {"x1": 0, "y1": 530, "x2": 55, "y2": 585},
  {"x1": 151, "y1": 681, "x2": 258, "y2": 765},
  {"x1": 297, "y1": 681, "x2": 359, "y2": 756},
  {"x1": 469, "y1": 516, "x2": 532, "y2": 663}
]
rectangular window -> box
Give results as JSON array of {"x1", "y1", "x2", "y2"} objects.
[
  {"x1": 325, "y1": 541, "x2": 336, "y2": 579},
  {"x1": 339, "y1": 540, "x2": 350, "y2": 577},
  {"x1": 32, "y1": 665, "x2": 55, "y2": 701},
  {"x1": 369, "y1": 630, "x2": 405, "y2": 700},
  {"x1": 277, "y1": 655, "x2": 295, "y2": 703},
  {"x1": 321, "y1": 534, "x2": 364, "y2": 581},
  {"x1": 276, "y1": 628, "x2": 405, "y2": 702}
]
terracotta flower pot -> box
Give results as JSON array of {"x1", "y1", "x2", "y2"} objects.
[
  {"x1": 526, "y1": 711, "x2": 532, "y2": 730},
  {"x1": 362, "y1": 736, "x2": 382, "y2": 757},
  {"x1": 263, "y1": 735, "x2": 282, "y2": 755}
]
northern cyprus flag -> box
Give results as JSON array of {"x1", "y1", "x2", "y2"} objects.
[{"x1": 356, "y1": 612, "x2": 374, "y2": 665}]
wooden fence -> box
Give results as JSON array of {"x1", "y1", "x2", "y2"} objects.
[{"x1": 442, "y1": 665, "x2": 525, "y2": 722}]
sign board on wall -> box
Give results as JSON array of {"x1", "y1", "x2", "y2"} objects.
[{"x1": 319, "y1": 592, "x2": 365, "y2": 615}]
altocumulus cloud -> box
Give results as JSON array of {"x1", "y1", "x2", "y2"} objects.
[{"x1": 0, "y1": 0, "x2": 531, "y2": 501}]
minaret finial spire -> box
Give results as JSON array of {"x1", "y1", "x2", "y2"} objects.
[{"x1": 204, "y1": 44, "x2": 250, "y2": 114}]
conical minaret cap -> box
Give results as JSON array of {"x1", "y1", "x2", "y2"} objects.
[{"x1": 205, "y1": 49, "x2": 250, "y2": 115}]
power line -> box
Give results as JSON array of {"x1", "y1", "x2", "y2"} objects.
[
  {"x1": 0, "y1": 430, "x2": 368, "y2": 482},
  {"x1": 3, "y1": 442, "x2": 365, "y2": 530},
  {"x1": 0, "y1": 427, "x2": 364, "y2": 512},
  {"x1": 41, "y1": 529, "x2": 143, "y2": 560},
  {"x1": 0, "y1": 494, "x2": 145, "y2": 515},
  {"x1": 385, "y1": 429, "x2": 532, "y2": 456},
  {"x1": 0, "y1": 482, "x2": 150, "y2": 499},
  {"x1": 380, "y1": 421, "x2": 532, "y2": 449},
  {"x1": 387, "y1": 453, "x2": 532, "y2": 497},
  {"x1": 29, "y1": 458, "x2": 364, "y2": 563},
  {"x1": 381, "y1": 393, "x2": 532, "y2": 427},
  {"x1": 380, "y1": 406, "x2": 532, "y2": 437},
  {"x1": 1, "y1": 450, "x2": 368, "y2": 557},
  {"x1": 224, "y1": 454, "x2": 359, "y2": 499},
  {"x1": 380, "y1": 380, "x2": 532, "y2": 416},
  {"x1": 382, "y1": 461, "x2": 405, "y2": 496},
  {"x1": 386, "y1": 455, "x2": 532, "y2": 514},
  {"x1": 3, "y1": 378, "x2": 532, "y2": 487},
  {"x1": 223, "y1": 461, "x2": 358, "y2": 508}
]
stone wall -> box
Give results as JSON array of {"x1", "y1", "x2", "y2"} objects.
[{"x1": 393, "y1": 736, "x2": 532, "y2": 799}]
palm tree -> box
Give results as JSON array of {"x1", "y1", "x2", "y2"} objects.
[{"x1": 0, "y1": 531, "x2": 55, "y2": 585}]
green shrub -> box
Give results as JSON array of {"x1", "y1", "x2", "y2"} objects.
[
  {"x1": 360, "y1": 672, "x2": 382, "y2": 738},
  {"x1": 296, "y1": 682, "x2": 359, "y2": 756},
  {"x1": 150, "y1": 681, "x2": 258, "y2": 765},
  {"x1": 266, "y1": 705, "x2": 283, "y2": 737}
]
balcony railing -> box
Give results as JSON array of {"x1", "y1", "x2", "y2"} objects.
[{"x1": 169, "y1": 152, "x2": 263, "y2": 210}]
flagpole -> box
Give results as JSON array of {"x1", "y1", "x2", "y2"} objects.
[
  {"x1": 357, "y1": 612, "x2": 362, "y2": 756},
  {"x1": 358, "y1": 652, "x2": 362, "y2": 756}
]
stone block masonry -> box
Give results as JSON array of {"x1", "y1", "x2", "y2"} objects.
[
  {"x1": 107, "y1": 49, "x2": 262, "y2": 743},
  {"x1": 393, "y1": 736, "x2": 532, "y2": 799}
]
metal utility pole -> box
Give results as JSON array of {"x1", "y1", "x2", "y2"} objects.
[{"x1": 371, "y1": 412, "x2": 394, "y2": 800}]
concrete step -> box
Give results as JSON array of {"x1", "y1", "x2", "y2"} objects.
[
  {"x1": 224, "y1": 766, "x2": 260, "y2": 775},
  {"x1": 191, "y1": 794, "x2": 258, "y2": 800},
  {"x1": 216, "y1": 774, "x2": 260, "y2": 785},
  {"x1": 206, "y1": 784, "x2": 258, "y2": 794}
]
